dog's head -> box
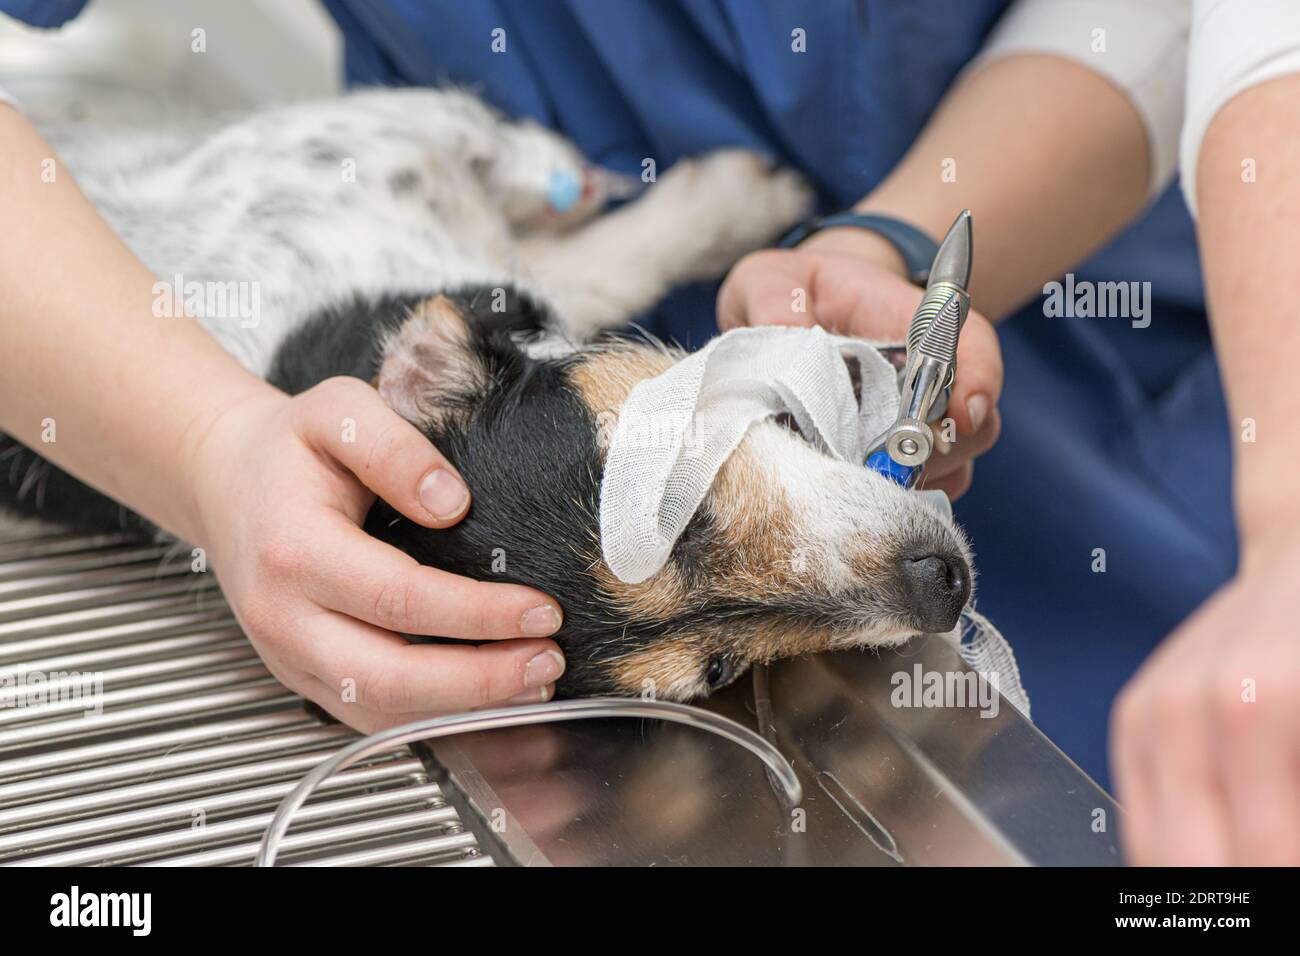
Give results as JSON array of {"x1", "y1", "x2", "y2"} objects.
[{"x1": 368, "y1": 294, "x2": 972, "y2": 701}]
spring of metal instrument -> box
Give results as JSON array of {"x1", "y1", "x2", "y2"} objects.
[{"x1": 906, "y1": 282, "x2": 967, "y2": 357}]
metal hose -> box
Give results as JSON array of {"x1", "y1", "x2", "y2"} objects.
[{"x1": 255, "y1": 696, "x2": 802, "y2": 866}]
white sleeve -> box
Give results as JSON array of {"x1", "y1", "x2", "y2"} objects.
[
  {"x1": 1181, "y1": 0, "x2": 1300, "y2": 217},
  {"x1": 0, "y1": 85, "x2": 16, "y2": 109},
  {"x1": 966, "y1": 0, "x2": 1191, "y2": 200}
]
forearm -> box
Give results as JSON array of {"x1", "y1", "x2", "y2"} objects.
[
  {"x1": 1194, "y1": 75, "x2": 1300, "y2": 561},
  {"x1": 848, "y1": 54, "x2": 1151, "y2": 320},
  {"x1": 0, "y1": 106, "x2": 281, "y2": 543}
]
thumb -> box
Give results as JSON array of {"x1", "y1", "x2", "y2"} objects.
[
  {"x1": 947, "y1": 310, "x2": 1003, "y2": 436},
  {"x1": 295, "y1": 375, "x2": 470, "y2": 528}
]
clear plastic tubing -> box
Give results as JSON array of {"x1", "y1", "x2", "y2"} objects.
[{"x1": 255, "y1": 696, "x2": 803, "y2": 866}]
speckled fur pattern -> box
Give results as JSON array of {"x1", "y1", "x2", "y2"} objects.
[
  {"x1": 0, "y1": 87, "x2": 973, "y2": 701},
  {"x1": 38, "y1": 86, "x2": 813, "y2": 372}
]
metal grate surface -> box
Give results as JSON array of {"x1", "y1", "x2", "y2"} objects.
[{"x1": 0, "y1": 531, "x2": 490, "y2": 867}]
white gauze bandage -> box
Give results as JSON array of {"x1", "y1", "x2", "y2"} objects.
[
  {"x1": 597, "y1": 325, "x2": 1032, "y2": 720},
  {"x1": 598, "y1": 326, "x2": 900, "y2": 584}
]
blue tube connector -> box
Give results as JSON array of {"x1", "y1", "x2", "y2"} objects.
[
  {"x1": 865, "y1": 449, "x2": 917, "y2": 488},
  {"x1": 547, "y1": 169, "x2": 583, "y2": 213}
]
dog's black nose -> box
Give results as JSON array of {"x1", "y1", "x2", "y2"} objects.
[{"x1": 897, "y1": 552, "x2": 971, "y2": 632}]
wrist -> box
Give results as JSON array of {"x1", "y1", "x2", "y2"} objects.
[
  {"x1": 1233, "y1": 433, "x2": 1300, "y2": 567},
  {"x1": 181, "y1": 383, "x2": 288, "y2": 548},
  {"x1": 1237, "y1": 494, "x2": 1300, "y2": 579},
  {"x1": 799, "y1": 225, "x2": 912, "y2": 280},
  {"x1": 1238, "y1": 509, "x2": 1300, "y2": 575}
]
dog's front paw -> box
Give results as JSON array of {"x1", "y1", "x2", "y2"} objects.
[{"x1": 648, "y1": 149, "x2": 814, "y2": 278}]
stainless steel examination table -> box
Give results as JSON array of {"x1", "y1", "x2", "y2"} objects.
[{"x1": 0, "y1": 532, "x2": 1121, "y2": 866}]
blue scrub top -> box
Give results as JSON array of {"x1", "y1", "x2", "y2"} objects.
[
  {"x1": 7, "y1": 0, "x2": 1235, "y2": 791},
  {"x1": 320, "y1": 0, "x2": 1206, "y2": 304}
]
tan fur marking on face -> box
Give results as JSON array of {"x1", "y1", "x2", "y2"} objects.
[
  {"x1": 604, "y1": 617, "x2": 845, "y2": 699},
  {"x1": 582, "y1": 368, "x2": 806, "y2": 618},
  {"x1": 845, "y1": 542, "x2": 894, "y2": 580},
  {"x1": 575, "y1": 344, "x2": 693, "y2": 622},
  {"x1": 593, "y1": 559, "x2": 691, "y2": 623},
  {"x1": 728, "y1": 616, "x2": 833, "y2": 663},
  {"x1": 567, "y1": 344, "x2": 676, "y2": 417},
  {"x1": 605, "y1": 635, "x2": 704, "y2": 698},
  {"x1": 701, "y1": 437, "x2": 802, "y2": 599}
]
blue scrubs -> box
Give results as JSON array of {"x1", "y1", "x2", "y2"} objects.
[{"x1": 11, "y1": 0, "x2": 1236, "y2": 790}]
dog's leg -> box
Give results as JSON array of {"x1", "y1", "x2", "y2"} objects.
[
  {"x1": 519, "y1": 150, "x2": 812, "y2": 339},
  {"x1": 485, "y1": 120, "x2": 612, "y2": 231}
]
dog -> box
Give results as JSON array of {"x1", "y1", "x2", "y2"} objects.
[{"x1": 0, "y1": 88, "x2": 973, "y2": 701}]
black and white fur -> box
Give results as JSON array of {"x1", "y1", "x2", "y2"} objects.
[{"x1": 0, "y1": 88, "x2": 972, "y2": 701}]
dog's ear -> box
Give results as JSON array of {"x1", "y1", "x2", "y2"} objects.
[{"x1": 376, "y1": 295, "x2": 490, "y2": 424}]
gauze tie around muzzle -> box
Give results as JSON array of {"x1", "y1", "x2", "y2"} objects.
[
  {"x1": 598, "y1": 325, "x2": 900, "y2": 584},
  {"x1": 596, "y1": 325, "x2": 1031, "y2": 719}
]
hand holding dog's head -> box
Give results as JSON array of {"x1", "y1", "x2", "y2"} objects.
[{"x1": 368, "y1": 295, "x2": 972, "y2": 701}]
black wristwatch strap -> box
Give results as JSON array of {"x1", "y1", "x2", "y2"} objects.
[{"x1": 778, "y1": 212, "x2": 939, "y2": 286}]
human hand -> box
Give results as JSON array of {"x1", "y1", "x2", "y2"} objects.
[
  {"x1": 717, "y1": 227, "x2": 1003, "y2": 499},
  {"x1": 1111, "y1": 535, "x2": 1300, "y2": 865},
  {"x1": 185, "y1": 377, "x2": 567, "y2": 732}
]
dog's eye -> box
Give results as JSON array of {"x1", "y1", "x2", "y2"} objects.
[{"x1": 704, "y1": 655, "x2": 735, "y2": 690}]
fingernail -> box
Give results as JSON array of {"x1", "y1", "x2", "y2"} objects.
[
  {"x1": 524, "y1": 648, "x2": 565, "y2": 686},
  {"x1": 520, "y1": 604, "x2": 562, "y2": 636},
  {"x1": 418, "y1": 469, "x2": 469, "y2": 520},
  {"x1": 506, "y1": 685, "x2": 554, "y2": 705},
  {"x1": 966, "y1": 395, "x2": 989, "y2": 434}
]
